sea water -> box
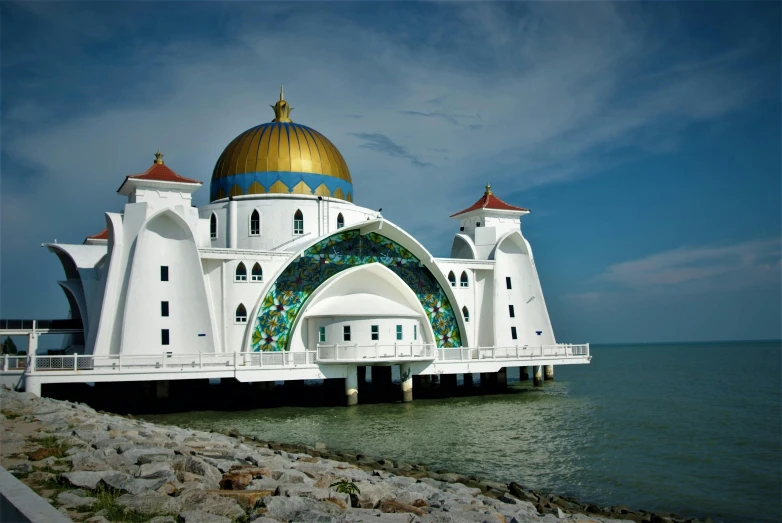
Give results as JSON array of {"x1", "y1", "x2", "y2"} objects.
[{"x1": 145, "y1": 341, "x2": 782, "y2": 522}]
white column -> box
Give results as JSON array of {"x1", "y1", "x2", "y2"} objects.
[
  {"x1": 25, "y1": 376, "x2": 41, "y2": 396},
  {"x1": 544, "y1": 365, "x2": 554, "y2": 381},
  {"x1": 228, "y1": 199, "x2": 238, "y2": 248},
  {"x1": 400, "y1": 363, "x2": 413, "y2": 403},
  {"x1": 345, "y1": 364, "x2": 358, "y2": 406},
  {"x1": 533, "y1": 365, "x2": 543, "y2": 387}
]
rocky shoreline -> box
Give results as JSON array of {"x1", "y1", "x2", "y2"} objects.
[{"x1": 0, "y1": 389, "x2": 713, "y2": 523}]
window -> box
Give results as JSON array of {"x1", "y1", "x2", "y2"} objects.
[
  {"x1": 161, "y1": 329, "x2": 170, "y2": 345},
  {"x1": 511, "y1": 327, "x2": 517, "y2": 340},
  {"x1": 250, "y1": 210, "x2": 261, "y2": 236},
  {"x1": 235, "y1": 304, "x2": 247, "y2": 324},
  {"x1": 161, "y1": 301, "x2": 169, "y2": 317},
  {"x1": 414, "y1": 325, "x2": 417, "y2": 340},
  {"x1": 476, "y1": 222, "x2": 481, "y2": 227},
  {"x1": 161, "y1": 266, "x2": 169, "y2": 282},
  {"x1": 509, "y1": 305, "x2": 515, "y2": 318},
  {"x1": 506, "y1": 277, "x2": 512, "y2": 289},
  {"x1": 460, "y1": 226, "x2": 465, "y2": 232},
  {"x1": 371, "y1": 325, "x2": 379, "y2": 341},
  {"x1": 210, "y1": 213, "x2": 217, "y2": 239},
  {"x1": 337, "y1": 213, "x2": 345, "y2": 229},
  {"x1": 460, "y1": 271, "x2": 469, "y2": 288},
  {"x1": 396, "y1": 325, "x2": 403, "y2": 340},
  {"x1": 448, "y1": 271, "x2": 456, "y2": 287},
  {"x1": 235, "y1": 262, "x2": 247, "y2": 282},
  {"x1": 251, "y1": 263, "x2": 263, "y2": 282},
  {"x1": 462, "y1": 306, "x2": 470, "y2": 323},
  {"x1": 319, "y1": 326, "x2": 326, "y2": 343},
  {"x1": 293, "y1": 209, "x2": 304, "y2": 235},
  {"x1": 343, "y1": 325, "x2": 351, "y2": 342}
]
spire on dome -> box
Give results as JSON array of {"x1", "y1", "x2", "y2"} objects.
[
  {"x1": 485, "y1": 183, "x2": 492, "y2": 196},
  {"x1": 154, "y1": 150, "x2": 164, "y2": 165},
  {"x1": 271, "y1": 86, "x2": 293, "y2": 123}
]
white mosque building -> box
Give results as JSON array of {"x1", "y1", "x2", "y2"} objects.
[{"x1": 20, "y1": 90, "x2": 590, "y2": 404}]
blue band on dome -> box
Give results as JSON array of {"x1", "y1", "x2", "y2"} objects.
[{"x1": 210, "y1": 172, "x2": 353, "y2": 201}]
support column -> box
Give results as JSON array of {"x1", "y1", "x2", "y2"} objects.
[
  {"x1": 27, "y1": 332, "x2": 38, "y2": 356},
  {"x1": 345, "y1": 365, "x2": 358, "y2": 406},
  {"x1": 463, "y1": 373, "x2": 474, "y2": 389},
  {"x1": 533, "y1": 365, "x2": 543, "y2": 387},
  {"x1": 497, "y1": 368, "x2": 507, "y2": 389},
  {"x1": 24, "y1": 376, "x2": 41, "y2": 397},
  {"x1": 519, "y1": 366, "x2": 529, "y2": 381},
  {"x1": 544, "y1": 365, "x2": 554, "y2": 381},
  {"x1": 400, "y1": 363, "x2": 413, "y2": 403}
]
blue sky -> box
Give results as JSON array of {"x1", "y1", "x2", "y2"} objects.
[{"x1": 1, "y1": 2, "x2": 779, "y2": 344}]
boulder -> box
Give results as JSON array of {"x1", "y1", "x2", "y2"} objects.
[
  {"x1": 136, "y1": 461, "x2": 176, "y2": 480},
  {"x1": 206, "y1": 489, "x2": 269, "y2": 510},
  {"x1": 120, "y1": 446, "x2": 175, "y2": 466},
  {"x1": 377, "y1": 499, "x2": 427, "y2": 517},
  {"x1": 177, "y1": 489, "x2": 247, "y2": 520},
  {"x1": 264, "y1": 496, "x2": 345, "y2": 520},
  {"x1": 177, "y1": 456, "x2": 223, "y2": 487},
  {"x1": 57, "y1": 490, "x2": 97, "y2": 508},
  {"x1": 179, "y1": 510, "x2": 231, "y2": 523},
  {"x1": 220, "y1": 471, "x2": 252, "y2": 490},
  {"x1": 100, "y1": 472, "x2": 170, "y2": 495},
  {"x1": 61, "y1": 470, "x2": 114, "y2": 490},
  {"x1": 117, "y1": 492, "x2": 183, "y2": 514}
]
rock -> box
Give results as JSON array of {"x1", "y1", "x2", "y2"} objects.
[
  {"x1": 85, "y1": 517, "x2": 111, "y2": 523},
  {"x1": 179, "y1": 510, "x2": 231, "y2": 523},
  {"x1": 61, "y1": 470, "x2": 114, "y2": 489},
  {"x1": 10, "y1": 463, "x2": 32, "y2": 475},
  {"x1": 100, "y1": 472, "x2": 170, "y2": 495},
  {"x1": 157, "y1": 481, "x2": 179, "y2": 495},
  {"x1": 136, "y1": 461, "x2": 176, "y2": 480},
  {"x1": 265, "y1": 496, "x2": 345, "y2": 520},
  {"x1": 117, "y1": 492, "x2": 183, "y2": 514},
  {"x1": 121, "y1": 446, "x2": 175, "y2": 466},
  {"x1": 58, "y1": 490, "x2": 97, "y2": 508},
  {"x1": 557, "y1": 507, "x2": 566, "y2": 518},
  {"x1": 70, "y1": 451, "x2": 113, "y2": 471},
  {"x1": 25, "y1": 471, "x2": 57, "y2": 484},
  {"x1": 207, "y1": 489, "x2": 268, "y2": 510},
  {"x1": 177, "y1": 456, "x2": 223, "y2": 488},
  {"x1": 220, "y1": 471, "x2": 253, "y2": 490},
  {"x1": 272, "y1": 469, "x2": 313, "y2": 484},
  {"x1": 377, "y1": 499, "x2": 427, "y2": 517},
  {"x1": 148, "y1": 517, "x2": 178, "y2": 523},
  {"x1": 177, "y1": 489, "x2": 247, "y2": 520}
]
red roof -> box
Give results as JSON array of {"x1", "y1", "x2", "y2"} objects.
[
  {"x1": 450, "y1": 185, "x2": 529, "y2": 217},
  {"x1": 87, "y1": 228, "x2": 109, "y2": 240},
  {"x1": 126, "y1": 162, "x2": 201, "y2": 185}
]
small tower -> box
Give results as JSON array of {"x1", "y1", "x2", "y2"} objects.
[{"x1": 449, "y1": 184, "x2": 529, "y2": 259}]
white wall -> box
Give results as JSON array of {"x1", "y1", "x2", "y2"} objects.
[{"x1": 307, "y1": 317, "x2": 423, "y2": 348}]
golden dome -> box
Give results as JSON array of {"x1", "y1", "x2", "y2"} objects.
[{"x1": 210, "y1": 88, "x2": 353, "y2": 202}]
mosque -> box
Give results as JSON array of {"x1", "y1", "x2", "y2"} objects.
[{"x1": 19, "y1": 89, "x2": 590, "y2": 404}]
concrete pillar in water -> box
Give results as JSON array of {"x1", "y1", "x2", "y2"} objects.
[
  {"x1": 463, "y1": 373, "x2": 474, "y2": 389},
  {"x1": 533, "y1": 365, "x2": 544, "y2": 387},
  {"x1": 519, "y1": 366, "x2": 529, "y2": 381},
  {"x1": 345, "y1": 364, "x2": 358, "y2": 406},
  {"x1": 497, "y1": 368, "x2": 507, "y2": 389},
  {"x1": 156, "y1": 380, "x2": 170, "y2": 399},
  {"x1": 400, "y1": 363, "x2": 413, "y2": 403},
  {"x1": 544, "y1": 365, "x2": 554, "y2": 381},
  {"x1": 24, "y1": 375, "x2": 41, "y2": 396}
]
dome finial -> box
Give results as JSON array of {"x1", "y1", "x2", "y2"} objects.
[
  {"x1": 155, "y1": 150, "x2": 164, "y2": 165},
  {"x1": 485, "y1": 183, "x2": 492, "y2": 196},
  {"x1": 271, "y1": 86, "x2": 293, "y2": 123}
]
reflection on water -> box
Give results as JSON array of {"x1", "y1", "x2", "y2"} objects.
[{"x1": 145, "y1": 342, "x2": 782, "y2": 523}]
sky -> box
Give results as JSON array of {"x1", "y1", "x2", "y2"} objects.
[{"x1": 1, "y1": 1, "x2": 780, "y2": 344}]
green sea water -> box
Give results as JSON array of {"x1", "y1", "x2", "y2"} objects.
[{"x1": 145, "y1": 341, "x2": 782, "y2": 522}]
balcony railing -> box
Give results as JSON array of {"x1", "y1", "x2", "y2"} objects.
[{"x1": 23, "y1": 343, "x2": 589, "y2": 375}]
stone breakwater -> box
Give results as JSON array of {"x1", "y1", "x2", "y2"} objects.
[{"x1": 0, "y1": 390, "x2": 711, "y2": 523}]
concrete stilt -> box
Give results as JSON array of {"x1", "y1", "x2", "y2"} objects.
[
  {"x1": 463, "y1": 373, "x2": 474, "y2": 389},
  {"x1": 345, "y1": 364, "x2": 358, "y2": 406},
  {"x1": 519, "y1": 366, "x2": 529, "y2": 381},
  {"x1": 24, "y1": 375, "x2": 41, "y2": 396},
  {"x1": 544, "y1": 365, "x2": 554, "y2": 381},
  {"x1": 533, "y1": 365, "x2": 544, "y2": 387},
  {"x1": 400, "y1": 363, "x2": 413, "y2": 403},
  {"x1": 497, "y1": 368, "x2": 507, "y2": 389}
]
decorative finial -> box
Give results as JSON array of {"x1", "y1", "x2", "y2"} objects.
[
  {"x1": 485, "y1": 183, "x2": 492, "y2": 196},
  {"x1": 154, "y1": 150, "x2": 164, "y2": 165},
  {"x1": 271, "y1": 86, "x2": 293, "y2": 123}
]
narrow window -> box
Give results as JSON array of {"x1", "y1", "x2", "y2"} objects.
[
  {"x1": 506, "y1": 276, "x2": 512, "y2": 289},
  {"x1": 235, "y1": 303, "x2": 247, "y2": 324},
  {"x1": 161, "y1": 266, "x2": 169, "y2": 282},
  {"x1": 210, "y1": 213, "x2": 218, "y2": 239},
  {"x1": 319, "y1": 326, "x2": 326, "y2": 343},
  {"x1": 235, "y1": 262, "x2": 247, "y2": 282},
  {"x1": 396, "y1": 325, "x2": 403, "y2": 340},
  {"x1": 448, "y1": 271, "x2": 456, "y2": 287},
  {"x1": 293, "y1": 209, "x2": 304, "y2": 235},
  {"x1": 460, "y1": 226, "x2": 465, "y2": 232},
  {"x1": 511, "y1": 327, "x2": 517, "y2": 340},
  {"x1": 337, "y1": 213, "x2": 345, "y2": 229},
  {"x1": 161, "y1": 329, "x2": 170, "y2": 345},
  {"x1": 509, "y1": 305, "x2": 515, "y2": 318},
  {"x1": 460, "y1": 271, "x2": 469, "y2": 288},
  {"x1": 161, "y1": 301, "x2": 169, "y2": 317},
  {"x1": 476, "y1": 222, "x2": 481, "y2": 227},
  {"x1": 371, "y1": 325, "x2": 379, "y2": 341},
  {"x1": 251, "y1": 263, "x2": 263, "y2": 282},
  {"x1": 250, "y1": 210, "x2": 261, "y2": 236},
  {"x1": 414, "y1": 325, "x2": 417, "y2": 340},
  {"x1": 462, "y1": 306, "x2": 470, "y2": 322},
  {"x1": 343, "y1": 325, "x2": 351, "y2": 342}
]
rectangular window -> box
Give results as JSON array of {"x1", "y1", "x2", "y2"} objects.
[
  {"x1": 505, "y1": 276, "x2": 512, "y2": 289},
  {"x1": 509, "y1": 305, "x2": 515, "y2": 318},
  {"x1": 396, "y1": 325, "x2": 403, "y2": 340},
  {"x1": 319, "y1": 326, "x2": 326, "y2": 343},
  {"x1": 161, "y1": 266, "x2": 169, "y2": 282},
  {"x1": 161, "y1": 301, "x2": 169, "y2": 317},
  {"x1": 162, "y1": 329, "x2": 170, "y2": 345},
  {"x1": 414, "y1": 325, "x2": 417, "y2": 340},
  {"x1": 343, "y1": 325, "x2": 351, "y2": 342},
  {"x1": 511, "y1": 327, "x2": 517, "y2": 340},
  {"x1": 371, "y1": 325, "x2": 379, "y2": 341}
]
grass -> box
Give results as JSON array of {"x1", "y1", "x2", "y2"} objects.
[
  {"x1": 29, "y1": 435, "x2": 69, "y2": 460},
  {"x1": 73, "y1": 485, "x2": 150, "y2": 523},
  {"x1": 1, "y1": 409, "x2": 22, "y2": 420}
]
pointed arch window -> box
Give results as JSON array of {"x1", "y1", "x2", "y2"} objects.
[
  {"x1": 448, "y1": 271, "x2": 456, "y2": 287},
  {"x1": 337, "y1": 213, "x2": 345, "y2": 229},
  {"x1": 210, "y1": 213, "x2": 218, "y2": 239},
  {"x1": 293, "y1": 209, "x2": 304, "y2": 235},
  {"x1": 235, "y1": 262, "x2": 247, "y2": 282},
  {"x1": 251, "y1": 262, "x2": 263, "y2": 282},
  {"x1": 460, "y1": 270, "x2": 469, "y2": 288},
  {"x1": 462, "y1": 306, "x2": 470, "y2": 323},
  {"x1": 250, "y1": 210, "x2": 261, "y2": 236},
  {"x1": 235, "y1": 303, "x2": 247, "y2": 324}
]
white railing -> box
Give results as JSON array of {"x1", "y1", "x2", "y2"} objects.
[{"x1": 24, "y1": 343, "x2": 589, "y2": 375}]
